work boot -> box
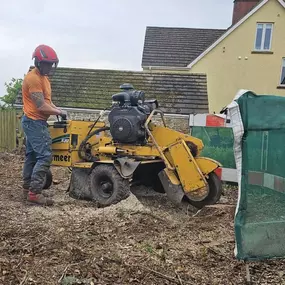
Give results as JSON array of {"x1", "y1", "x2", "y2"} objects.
[
  {"x1": 23, "y1": 189, "x2": 53, "y2": 200},
  {"x1": 26, "y1": 191, "x2": 54, "y2": 206}
]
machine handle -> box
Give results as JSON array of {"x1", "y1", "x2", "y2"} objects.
[
  {"x1": 53, "y1": 115, "x2": 68, "y2": 132},
  {"x1": 144, "y1": 109, "x2": 174, "y2": 170},
  {"x1": 145, "y1": 109, "x2": 167, "y2": 127}
]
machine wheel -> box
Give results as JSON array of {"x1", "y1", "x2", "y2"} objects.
[
  {"x1": 43, "y1": 169, "x2": 53, "y2": 189},
  {"x1": 90, "y1": 164, "x2": 130, "y2": 207},
  {"x1": 187, "y1": 172, "x2": 222, "y2": 209}
]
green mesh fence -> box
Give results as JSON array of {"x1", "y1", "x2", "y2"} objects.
[
  {"x1": 191, "y1": 126, "x2": 236, "y2": 169},
  {"x1": 230, "y1": 91, "x2": 285, "y2": 261}
]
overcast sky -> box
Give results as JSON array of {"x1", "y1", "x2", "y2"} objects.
[{"x1": 0, "y1": 0, "x2": 233, "y2": 97}]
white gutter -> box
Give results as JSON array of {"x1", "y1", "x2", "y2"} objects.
[
  {"x1": 62, "y1": 107, "x2": 190, "y2": 118},
  {"x1": 142, "y1": 65, "x2": 191, "y2": 71},
  {"x1": 14, "y1": 104, "x2": 190, "y2": 118}
]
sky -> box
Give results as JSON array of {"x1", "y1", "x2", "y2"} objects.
[{"x1": 0, "y1": 0, "x2": 233, "y2": 97}]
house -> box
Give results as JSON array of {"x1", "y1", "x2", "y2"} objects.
[
  {"x1": 141, "y1": 27, "x2": 226, "y2": 69},
  {"x1": 141, "y1": 0, "x2": 285, "y2": 113},
  {"x1": 15, "y1": 67, "x2": 209, "y2": 132}
]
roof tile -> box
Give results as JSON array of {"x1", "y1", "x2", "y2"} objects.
[
  {"x1": 16, "y1": 67, "x2": 209, "y2": 114},
  {"x1": 141, "y1": 26, "x2": 226, "y2": 67}
]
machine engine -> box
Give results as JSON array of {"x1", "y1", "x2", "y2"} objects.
[{"x1": 108, "y1": 84, "x2": 158, "y2": 144}]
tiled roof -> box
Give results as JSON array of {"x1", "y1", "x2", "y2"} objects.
[
  {"x1": 141, "y1": 26, "x2": 226, "y2": 67},
  {"x1": 16, "y1": 67, "x2": 209, "y2": 114}
]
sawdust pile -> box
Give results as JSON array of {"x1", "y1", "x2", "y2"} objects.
[{"x1": 1, "y1": 152, "x2": 285, "y2": 285}]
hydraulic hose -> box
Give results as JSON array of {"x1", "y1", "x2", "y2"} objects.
[{"x1": 78, "y1": 127, "x2": 110, "y2": 162}]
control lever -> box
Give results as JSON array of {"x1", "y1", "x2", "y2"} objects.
[
  {"x1": 59, "y1": 113, "x2": 67, "y2": 121},
  {"x1": 56, "y1": 114, "x2": 67, "y2": 122},
  {"x1": 54, "y1": 114, "x2": 68, "y2": 132}
]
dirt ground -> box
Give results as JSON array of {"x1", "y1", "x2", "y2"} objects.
[{"x1": 1, "y1": 152, "x2": 285, "y2": 285}]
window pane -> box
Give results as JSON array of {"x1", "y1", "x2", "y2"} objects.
[
  {"x1": 264, "y1": 26, "x2": 272, "y2": 50},
  {"x1": 255, "y1": 25, "x2": 263, "y2": 50},
  {"x1": 281, "y1": 59, "x2": 285, "y2": 85}
]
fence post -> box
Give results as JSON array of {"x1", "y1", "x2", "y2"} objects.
[{"x1": 0, "y1": 109, "x2": 17, "y2": 152}]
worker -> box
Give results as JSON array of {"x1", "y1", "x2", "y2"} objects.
[{"x1": 21, "y1": 44, "x2": 67, "y2": 206}]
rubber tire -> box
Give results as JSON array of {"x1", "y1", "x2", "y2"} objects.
[
  {"x1": 43, "y1": 169, "x2": 53, "y2": 190},
  {"x1": 68, "y1": 167, "x2": 93, "y2": 200},
  {"x1": 90, "y1": 164, "x2": 130, "y2": 207},
  {"x1": 187, "y1": 172, "x2": 222, "y2": 209}
]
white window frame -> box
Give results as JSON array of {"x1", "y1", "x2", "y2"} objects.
[
  {"x1": 280, "y1": 58, "x2": 285, "y2": 86},
  {"x1": 254, "y1": 23, "x2": 273, "y2": 51}
]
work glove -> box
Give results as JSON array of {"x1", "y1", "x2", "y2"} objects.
[{"x1": 59, "y1": 109, "x2": 68, "y2": 120}]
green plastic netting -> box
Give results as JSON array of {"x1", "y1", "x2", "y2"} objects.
[
  {"x1": 227, "y1": 90, "x2": 285, "y2": 261},
  {"x1": 191, "y1": 126, "x2": 236, "y2": 169}
]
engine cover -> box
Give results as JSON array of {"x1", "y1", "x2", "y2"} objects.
[{"x1": 108, "y1": 106, "x2": 148, "y2": 143}]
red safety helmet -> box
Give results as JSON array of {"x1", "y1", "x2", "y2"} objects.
[{"x1": 32, "y1": 44, "x2": 59, "y2": 76}]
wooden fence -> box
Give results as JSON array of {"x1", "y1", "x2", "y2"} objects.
[{"x1": 0, "y1": 109, "x2": 20, "y2": 152}]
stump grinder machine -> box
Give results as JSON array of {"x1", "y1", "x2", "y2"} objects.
[{"x1": 46, "y1": 84, "x2": 223, "y2": 209}]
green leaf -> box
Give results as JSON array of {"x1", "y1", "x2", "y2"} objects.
[{"x1": 0, "y1": 77, "x2": 23, "y2": 108}]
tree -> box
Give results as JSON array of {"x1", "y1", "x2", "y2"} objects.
[{"x1": 0, "y1": 78, "x2": 23, "y2": 108}]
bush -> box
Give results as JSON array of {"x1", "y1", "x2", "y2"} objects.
[{"x1": 0, "y1": 78, "x2": 23, "y2": 108}]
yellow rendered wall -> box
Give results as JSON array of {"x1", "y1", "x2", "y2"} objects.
[{"x1": 191, "y1": 0, "x2": 285, "y2": 113}]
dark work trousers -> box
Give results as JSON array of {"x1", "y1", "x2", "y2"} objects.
[{"x1": 21, "y1": 115, "x2": 52, "y2": 193}]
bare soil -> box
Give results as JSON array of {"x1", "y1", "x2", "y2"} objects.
[{"x1": 1, "y1": 151, "x2": 285, "y2": 285}]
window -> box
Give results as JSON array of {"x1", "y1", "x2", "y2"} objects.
[
  {"x1": 254, "y1": 23, "x2": 273, "y2": 51},
  {"x1": 281, "y1": 58, "x2": 285, "y2": 85}
]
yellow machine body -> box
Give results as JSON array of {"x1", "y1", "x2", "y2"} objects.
[
  {"x1": 49, "y1": 120, "x2": 106, "y2": 167},
  {"x1": 49, "y1": 109, "x2": 221, "y2": 205}
]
